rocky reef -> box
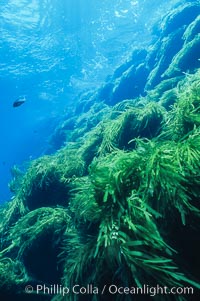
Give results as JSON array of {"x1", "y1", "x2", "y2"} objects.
[{"x1": 0, "y1": 1, "x2": 200, "y2": 300}]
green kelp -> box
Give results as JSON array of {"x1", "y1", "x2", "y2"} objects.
[
  {"x1": 159, "y1": 88, "x2": 178, "y2": 109},
  {"x1": 183, "y1": 15, "x2": 200, "y2": 43},
  {"x1": 0, "y1": 70, "x2": 200, "y2": 301},
  {"x1": 0, "y1": 258, "x2": 29, "y2": 299},
  {"x1": 144, "y1": 1, "x2": 200, "y2": 93},
  {"x1": 0, "y1": 197, "x2": 27, "y2": 249},
  {"x1": 1, "y1": 34, "x2": 200, "y2": 301},
  {"x1": 163, "y1": 34, "x2": 200, "y2": 78},
  {"x1": 60, "y1": 140, "x2": 200, "y2": 301},
  {"x1": 136, "y1": 138, "x2": 200, "y2": 223},
  {"x1": 16, "y1": 145, "x2": 85, "y2": 211},
  {"x1": 98, "y1": 101, "x2": 166, "y2": 154},
  {"x1": 1, "y1": 207, "x2": 70, "y2": 283},
  {"x1": 163, "y1": 71, "x2": 200, "y2": 140},
  {"x1": 145, "y1": 28, "x2": 185, "y2": 90},
  {"x1": 0, "y1": 208, "x2": 69, "y2": 300},
  {"x1": 160, "y1": 2, "x2": 200, "y2": 36}
]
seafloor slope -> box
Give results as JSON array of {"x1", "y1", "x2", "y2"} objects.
[{"x1": 0, "y1": 2, "x2": 200, "y2": 301}]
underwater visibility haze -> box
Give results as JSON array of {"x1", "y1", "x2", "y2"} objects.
[{"x1": 0, "y1": 0, "x2": 200, "y2": 300}]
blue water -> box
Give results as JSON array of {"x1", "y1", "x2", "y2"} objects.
[{"x1": 0, "y1": 0, "x2": 181, "y2": 202}]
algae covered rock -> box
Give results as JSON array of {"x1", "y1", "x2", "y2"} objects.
[
  {"x1": 160, "y1": 2, "x2": 200, "y2": 35},
  {"x1": 97, "y1": 48, "x2": 148, "y2": 105},
  {"x1": 0, "y1": 3, "x2": 200, "y2": 300},
  {"x1": 109, "y1": 62, "x2": 149, "y2": 104},
  {"x1": 0, "y1": 208, "x2": 69, "y2": 300},
  {"x1": 145, "y1": 1, "x2": 200, "y2": 91},
  {"x1": 163, "y1": 34, "x2": 200, "y2": 78},
  {"x1": 164, "y1": 71, "x2": 200, "y2": 139},
  {"x1": 1, "y1": 70, "x2": 200, "y2": 301},
  {"x1": 183, "y1": 15, "x2": 200, "y2": 43},
  {"x1": 17, "y1": 148, "x2": 85, "y2": 211},
  {"x1": 5, "y1": 207, "x2": 69, "y2": 283},
  {"x1": 98, "y1": 101, "x2": 166, "y2": 154},
  {"x1": 17, "y1": 157, "x2": 70, "y2": 210}
]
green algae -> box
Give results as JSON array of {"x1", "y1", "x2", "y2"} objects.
[
  {"x1": 97, "y1": 101, "x2": 166, "y2": 155},
  {"x1": 0, "y1": 69, "x2": 199, "y2": 301},
  {"x1": 163, "y1": 72, "x2": 200, "y2": 139},
  {"x1": 183, "y1": 15, "x2": 200, "y2": 43},
  {"x1": 163, "y1": 34, "x2": 200, "y2": 78},
  {"x1": 0, "y1": 7, "x2": 200, "y2": 297},
  {"x1": 0, "y1": 258, "x2": 28, "y2": 297},
  {"x1": 160, "y1": 2, "x2": 200, "y2": 35}
]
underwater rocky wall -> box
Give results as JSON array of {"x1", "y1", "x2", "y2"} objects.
[
  {"x1": 47, "y1": 2, "x2": 200, "y2": 152},
  {"x1": 0, "y1": 1, "x2": 200, "y2": 301}
]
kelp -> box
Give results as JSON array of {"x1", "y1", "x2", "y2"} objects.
[
  {"x1": 16, "y1": 145, "x2": 85, "y2": 211},
  {"x1": 0, "y1": 197, "x2": 27, "y2": 250},
  {"x1": 163, "y1": 34, "x2": 200, "y2": 78},
  {"x1": 98, "y1": 101, "x2": 166, "y2": 154},
  {"x1": 159, "y1": 88, "x2": 178, "y2": 109},
  {"x1": 62, "y1": 159, "x2": 200, "y2": 300},
  {"x1": 183, "y1": 15, "x2": 200, "y2": 43},
  {"x1": 0, "y1": 258, "x2": 29, "y2": 298},
  {"x1": 63, "y1": 71, "x2": 200, "y2": 300},
  {"x1": 77, "y1": 126, "x2": 103, "y2": 168},
  {"x1": 0, "y1": 207, "x2": 70, "y2": 285},
  {"x1": 146, "y1": 76, "x2": 183, "y2": 100},
  {"x1": 160, "y1": 2, "x2": 200, "y2": 35},
  {"x1": 89, "y1": 150, "x2": 142, "y2": 205},
  {"x1": 70, "y1": 102, "x2": 109, "y2": 141},
  {"x1": 164, "y1": 71, "x2": 200, "y2": 139},
  {"x1": 145, "y1": 28, "x2": 184, "y2": 89},
  {"x1": 136, "y1": 138, "x2": 200, "y2": 224},
  {"x1": 1, "y1": 207, "x2": 69, "y2": 257},
  {"x1": 0, "y1": 21, "x2": 200, "y2": 301}
]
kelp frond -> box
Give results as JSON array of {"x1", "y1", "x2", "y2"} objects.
[
  {"x1": 1, "y1": 207, "x2": 70, "y2": 259},
  {"x1": 164, "y1": 72, "x2": 200, "y2": 139}
]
